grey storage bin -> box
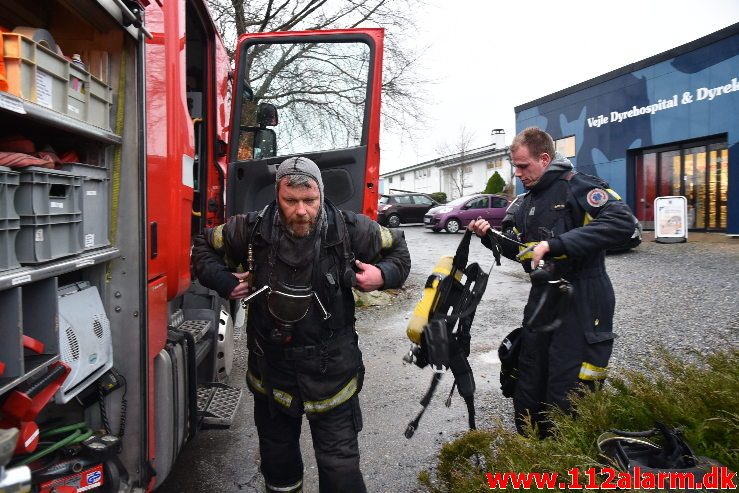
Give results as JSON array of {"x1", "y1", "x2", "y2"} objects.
[
  {"x1": 16, "y1": 213, "x2": 83, "y2": 264},
  {"x1": 0, "y1": 166, "x2": 19, "y2": 220},
  {"x1": 0, "y1": 218, "x2": 20, "y2": 272},
  {"x1": 0, "y1": 167, "x2": 20, "y2": 271},
  {"x1": 67, "y1": 63, "x2": 88, "y2": 122},
  {"x1": 2, "y1": 33, "x2": 113, "y2": 130},
  {"x1": 15, "y1": 167, "x2": 83, "y2": 217},
  {"x1": 1, "y1": 33, "x2": 68, "y2": 114},
  {"x1": 59, "y1": 163, "x2": 110, "y2": 249},
  {"x1": 88, "y1": 75, "x2": 113, "y2": 129}
]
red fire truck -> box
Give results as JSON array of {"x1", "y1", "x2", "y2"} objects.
[{"x1": 0, "y1": 0, "x2": 383, "y2": 491}]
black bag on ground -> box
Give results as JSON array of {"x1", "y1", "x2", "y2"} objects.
[
  {"x1": 497, "y1": 327, "x2": 521, "y2": 398},
  {"x1": 597, "y1": 422, "x2": 724, "y2": 491}
]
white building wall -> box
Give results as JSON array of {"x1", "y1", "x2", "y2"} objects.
[{"x1": 380, "y1": 144, "x2": 512, "y2": 199}]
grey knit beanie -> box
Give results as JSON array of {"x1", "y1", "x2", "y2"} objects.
[
  {"x1": 275, "y1": 156, "x2": 326, "y2": 233},
  {"x1": 275, "y1": 156, "x2": 324, "y2": 200}
]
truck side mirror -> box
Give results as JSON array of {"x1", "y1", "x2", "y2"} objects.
[
  {"x1": 257, "y1": 102, "x2": 278, "y2": 127},
  {"x1": 237, "y1": 127, "x2": 276, "y2": 161},
  {"x1": 253, "y1": 128, "x2": 276, "y2": 159}
]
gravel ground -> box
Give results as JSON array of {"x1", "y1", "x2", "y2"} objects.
[
  {"x1": 159, "y1": 226, "x2": 739, "y2": 492},
  {"x1": 607, "y1": 232, "x2": 739, "y2": 370}
]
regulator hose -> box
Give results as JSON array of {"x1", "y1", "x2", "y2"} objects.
[{"x1": 15, "y1": 422, "x2": 93, "y2": 467}]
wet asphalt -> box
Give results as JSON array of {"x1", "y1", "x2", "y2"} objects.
[{"x1": 158, "y1": 225, "x2": 739, "y2": 493}]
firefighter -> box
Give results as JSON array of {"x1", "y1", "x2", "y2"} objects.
[
  {"x1": 192, "y1": 156, "x2": 410, "y2": 493},
  {"x1": 469, "y1": 127, "x2": 634, "y2": 436}
]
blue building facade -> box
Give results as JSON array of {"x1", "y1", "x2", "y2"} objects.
[{"x1": 515, "y1": 23, "x2": 738, "y2": 234}]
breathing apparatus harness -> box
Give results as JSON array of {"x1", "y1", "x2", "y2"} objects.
[
  {"x1": 240, "y1": 204, "x2": 338, "y2": 346},
  {"x1": 403, "y1": 229, "x2": 500, "y2": 438},
  {"x1": 238, "y1": 202, "x2": 358, "y2": 415}
]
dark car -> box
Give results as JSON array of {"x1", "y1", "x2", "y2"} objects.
[
  {"x1": 424, "y1": 194, "x2": 511, "y2": 233},
  {"x1": 378, "y1": 193, "x2": 439, "y2": 227}
]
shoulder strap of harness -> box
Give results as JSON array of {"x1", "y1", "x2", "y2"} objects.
[{"x1": 246, "y1": 203, "x2": 271, "y2": 273}]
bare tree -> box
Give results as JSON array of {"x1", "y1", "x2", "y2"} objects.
[
  {"x1": 207, "y1": 0, "x2": 428, "y2": 151},
  {"x1": 435, "y1": 125, "x2": 475, "y2": 199}
]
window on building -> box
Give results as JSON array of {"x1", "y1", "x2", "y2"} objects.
[
  {"x1": 400, "y1": 174, "x2": 405, "y2": 181},
  {"x1": 555, "y1": 136, "x2": 576, "y2": 158},
  {"x1": 388, "y1": 176, "x2": 393, "y2": 183},
  {"x1": 486, "y1": 158, "x2": 503, "y2": 169},
  {"x1": 415, "y1": 169, "x2": 429, "y2": 179}
]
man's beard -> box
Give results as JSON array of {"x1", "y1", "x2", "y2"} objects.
[{"x1": 280, "y1": 211, "x2": 318, "y2": 238}]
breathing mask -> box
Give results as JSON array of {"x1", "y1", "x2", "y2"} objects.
[{"x1": 241, "y1": 281, "x2": 330, "y2": 345}]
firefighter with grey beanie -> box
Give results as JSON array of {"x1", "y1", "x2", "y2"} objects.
[{"x1": 192, "y1": 155, "x2": 411, "y2": 492}]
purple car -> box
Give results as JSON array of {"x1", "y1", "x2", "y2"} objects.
[{"x1": 424, "y1": 194, "x2": 511, "y2": 233}]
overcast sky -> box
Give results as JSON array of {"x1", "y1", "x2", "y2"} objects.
[{"x1": 379, "y1": 0, "x2": 739, "y2": 173}]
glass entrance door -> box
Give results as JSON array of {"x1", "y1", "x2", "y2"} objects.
[
  {"x1": 683, "y1": 146, "x2": 706, "y2": 229},
  {"x1": 635, "y1": 152, "x2": 657, "y2": 227},
  {"x1": 634, "y1": 139, "x2": 728, "y2": 231},
  {"x1": 707, "y1": 145, "x2": 729, "y2": 230}
]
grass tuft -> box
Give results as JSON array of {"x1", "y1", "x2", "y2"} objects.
[{"x1": 419, "y1": 348, "x2": 739, "y2": 492}]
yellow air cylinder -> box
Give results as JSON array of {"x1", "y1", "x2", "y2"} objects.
[{"x1": 406, "y1": 255, "x2": 459, "y2": 344}]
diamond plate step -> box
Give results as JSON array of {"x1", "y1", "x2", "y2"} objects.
[
  {"x1": 197, "y1": 383, "x2": 242, "y2": 427},
  {"x1": 177, "y1": 319, "x2": 211, "y2": 343}
]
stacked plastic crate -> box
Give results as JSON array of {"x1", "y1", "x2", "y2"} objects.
[
  {"x1": 15, "y1": 167, "x2": 84, "y2": 264},
  {"x1": 0, "y1": 166, "x2": 20, "y2": 272}
]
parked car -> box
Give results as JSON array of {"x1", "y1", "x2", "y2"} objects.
[
  {"x1": 424, "y1": 194, "x2": 511, "y2": 233},
  {"x1": 378, "y1": 193, "x2": 439, "y2": 227}
]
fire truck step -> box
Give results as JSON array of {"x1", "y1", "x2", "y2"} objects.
[
  {"x1": 177, "y1": 319, "x2": 212, "y2": 343},
  {"x1": 197, "y1": 383, "x2": 243, "y2": 428}
]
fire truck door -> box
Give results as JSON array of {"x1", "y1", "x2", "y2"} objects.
[{"x1": 226, "y1": 29, "x2": 384, "y2": 219}]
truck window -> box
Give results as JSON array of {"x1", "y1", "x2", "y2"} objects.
[{"x1": 237, "y1": 40, "x2": 371, "y2": 159}]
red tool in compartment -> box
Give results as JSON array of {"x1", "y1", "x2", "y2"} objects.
[
  {"x1": 23, "y1": 335, "x2": 45, "y2": 354},
  {"x1": 0, "y1": 362, "x2": 71, "y2": 454},
  {"x1": 0, "y1": 331, "x2": 38, "y2": 379}
]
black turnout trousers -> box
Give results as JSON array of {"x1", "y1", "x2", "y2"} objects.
[
  {"x1": 254, "y1": 394, "x2": 367, "y2": 493},
  {"x1": 513, "y1": 273, "x2": 616, "y2": 436}
]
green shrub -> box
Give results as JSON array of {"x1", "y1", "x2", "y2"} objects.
[
  {"x1": 429, "y1": 192, "x2": 447, "y2": 204},
  {"x1": 420, "y1": 348, "x2": 739, "y2": 492},
  {"x1": 483, "y1": 172, "x2": 506, "y2": 195}
]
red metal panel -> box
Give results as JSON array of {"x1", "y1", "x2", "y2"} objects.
[
  {"x1": 144, "y1": 6, "x2": 167, "y2": 282},
  {"x1": 203, "y1": 26, "x2": 232, "y2": 228},
  {"x1": 363, "y1": 29, "x2": 384, "y2": 221},
  {"x1": 164, "y1": 0, "x2": 194, "y2": 301},
  {"x1": 145, "y1": 0, "x2": 194, "y2": 300}
]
